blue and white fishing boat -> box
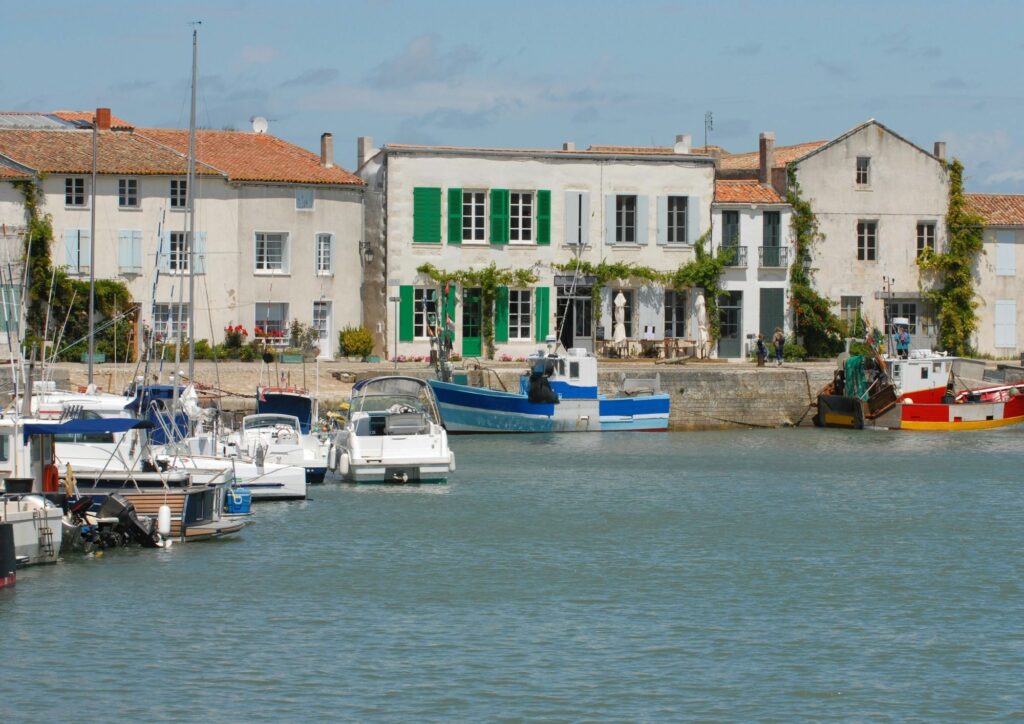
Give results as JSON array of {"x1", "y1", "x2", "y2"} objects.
[{"x1": 428, "y1": 342, "x2": 670, "y2": 433}]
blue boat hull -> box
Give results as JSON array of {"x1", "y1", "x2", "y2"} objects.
[{"x1": 428, "y1": 380, "x2": 670, "y2": 433}]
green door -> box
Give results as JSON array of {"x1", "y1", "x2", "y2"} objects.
[
  {"x1": 718, "y1": 291, "x2": 743, "y2": 358},
  {"x1": 759, "y1": 288, "x2": 785, "y2": 338},
  {"x1": 462, "y1": 287, "x2": 482, "y2": 358}
]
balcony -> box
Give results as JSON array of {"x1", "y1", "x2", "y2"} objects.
[
  {"x1": 758, "y1": 246, "x2": 789, "y2": 268},
  {"x1": 722, "y1": 245, "x2": 747, "y2": 267}
]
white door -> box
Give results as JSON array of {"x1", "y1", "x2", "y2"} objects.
[{"x1": 313, "y1": 301, "x2": 332, "y2": 359}]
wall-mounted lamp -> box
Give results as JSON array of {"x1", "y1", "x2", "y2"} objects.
[{"x1": 359, "y1": 240, "x2": 374, "y2": 263}]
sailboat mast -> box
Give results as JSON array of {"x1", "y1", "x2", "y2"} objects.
[
  {"x1": 186, "y1": 26, "x2": 198, "y2": 382},
  {"x1": 88, "y1": 117, "x2": 98, "y2": 385}
]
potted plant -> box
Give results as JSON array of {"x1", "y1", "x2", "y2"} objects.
[{"x1": 340, "y1": 326, "x2": 374, "y2": 362}]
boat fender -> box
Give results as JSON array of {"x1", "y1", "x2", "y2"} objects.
[
  {"x1": 326, "y1": 444, "x2": 335, "y2": 471},
  {"x1": 339, "y1": 452, "x2": 350, "y2": 476},
  {"x1": 42, "y1": 464, "x2": 60, "y2": 493},
  {"x1": 157, "y1": 505, "x2": 172, "y2": 537},
  {"x1": 448, "y1": 451, "x2": 456, "y2": 472}
]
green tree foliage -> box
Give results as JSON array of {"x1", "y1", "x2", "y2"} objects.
[
  {"x1": 666, "y1": 230, "x2": 730, "y2": 340},
  {"x1": 916, "y1": 159, "x2": 985, "y2": 356},
  {"x1": 786, "y1": 166, "x2": 844, "y2": 356}
]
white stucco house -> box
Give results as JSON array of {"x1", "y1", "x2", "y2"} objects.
[
  {"x1": 0, "y1": 109, "x2": 365, "y2": 360},
  {"x1": 719, "y1": 120, "x2": 950, "y2": 353},
  {"x1": 356, "y1": 136, "x2": 719, "y2": 362}
]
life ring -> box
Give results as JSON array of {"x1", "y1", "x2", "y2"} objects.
[{"x1": 43, "y1": 464, "x2": 60, "y2": 493}]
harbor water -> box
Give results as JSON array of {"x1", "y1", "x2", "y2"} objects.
[{"x1": 3, "y1": 429, "x2": 1022, "y2": 720}]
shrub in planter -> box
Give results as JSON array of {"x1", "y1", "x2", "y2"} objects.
[
  {"x1": 340, "y1": 327, "x2": 374, "y2": 359},
  {"x1": 783, "y1": 341, "x2": 807, "y2": 361}
]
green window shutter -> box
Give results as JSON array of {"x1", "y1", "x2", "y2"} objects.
[
  {"x1": 399, "y1": 285, "x2": 414, "y2": 342},
  {"x1": 534, "y1": 286, "x2": 550, "y2": 342},
  {"x1": 490, "y1": 188, "x2": 509, "y2": 245},
  {"x1": 447, "y1": 188, "x2": 462, "y2": 244},
  {"x1": 413, "y1": 187, "x2": 441, "y2": 243},
  {"x1": 536, "y1": 190, "x2": 551, "y2": 245},
  {"x1": 495, "y1": 286, "x2": 509, "y2": 343}
]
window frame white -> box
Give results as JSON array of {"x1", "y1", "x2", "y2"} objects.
[
  {"x1": 315, "y1": 232, "x2": 334, "y2": 276},
  {"x1": 168, "y1": 231, "x2": 190, "y2": 273},
  {"x1": 118, "y1": 178, "x2": 139, "y2": 208},
  {"x1": 508, "y1": 289, "x2": 532, "y2": 340},
  {"x1": 616, "y1": 195, "x2": 637, "y2": 244},
  {"x1": 153, "y1": 302, "x2": 190, "y2": 342},
  {"x1": 462, "y1": 190, "x2": 486, "y2": 243},
  {"x1": 65, "y1": 177, "x2": 86, "y2": 208},
  {"x1": 664, "y1": 290, "x2": 687, "y2": 338},
  {"x1": 255, "y1": 231, "x2": 289, "y2": 274},
  {"x1": 856, "y1": 157, "x2": 871, "y2": 186},
  {"x1": 857, "y1": 221, "x2": 877, "y2": 261},
  {"x1": 916, "y1": 222, "x2": 935, "y2": 258},
  {"x1": 170, "y1": 178, "x2": 187, "y2": 209},
  {"x1": 254, "y1": 301, "x2": 290, "y2": 347},
  {"x1": 666, "y1": 196, "x2": 688, "y2": 244},
  {"x1": 509, "y1": 190, "x2": 534, "y2": 243},
  {"x1": 413, "y1": 287, "x2": 438, "y2": 340}
]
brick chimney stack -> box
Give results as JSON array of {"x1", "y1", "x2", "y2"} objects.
[
  {"x1": 320, "y1": 133, "x2": 334, "y2": 168},
  {"x1": 95, "y1": 107, "x2": 111, "y2": 131},
  {"x1": 759, "y1": 132, "x2": 775, "y2": 186}
]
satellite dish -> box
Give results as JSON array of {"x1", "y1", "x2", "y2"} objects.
[{"x1": 251, "y1": 116, "x2": 268, "y2": 134}]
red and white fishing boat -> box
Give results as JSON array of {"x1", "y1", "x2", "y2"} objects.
[{"x1": 899, "y1": 380, "x2": 1024, "y2": 431}]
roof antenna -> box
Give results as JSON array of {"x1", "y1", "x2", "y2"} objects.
[{"x1": 704, "y1": 110, "x2": 714, "y2": 150}]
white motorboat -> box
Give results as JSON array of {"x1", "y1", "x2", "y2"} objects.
[
  {"x1": 224, "y1": 413, "x2": 325, "y2": 487},
  {"x1": 328, "y1": 376, "x2": 455, "y2": 484}
]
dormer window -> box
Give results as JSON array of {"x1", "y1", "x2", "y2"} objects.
[{"x1": 856, "y1": 157, "x2": 871, "y2": 186}]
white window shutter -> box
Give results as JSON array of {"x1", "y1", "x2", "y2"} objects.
[
  {"x1": 158, "y1": 232, "x2": 171, "y2": 272},
  {"x1": 284, "y1": 234, "x2": 291, "y2": 273},
  {"x1": 118, "y1": 230, "x2": 133, "y2": 271},
  {"x1": 996, "y1": 231, "x2": 1015, "y2": 276},
  {"x1": 580, "y1": 192, "x2": 590, "y2": 246},
  {"x1": 564, "y1": 191, "x2": 581, "y2": 245},
  {"x1": 79, "y1": 229, "x2": 91, "y2": 271},
  {"x1": 132, "y1": 230, "x2": 143, "y2": 271},
  {"x1": 195, "y1": 232, "x2": 207, "y2": 274},
  {"x1": 64, "y1": 230, "x2": 78, "y2": 268},
  {"x1": 605, "y1": 195, "x2": 616, "y2": 245},
  {"x1": 656, "y1": 196, "x2": 668, "y2": 245},
  {"x1": 635, "y1": 195, "x2": 649, "y2": 245},
  {"x1": 687, "y1": 196, "x2": 701, "y2": 246}
]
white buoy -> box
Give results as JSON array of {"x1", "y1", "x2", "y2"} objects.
[
  {"x1": 339, "y1": 452, "x2": 350, "y2": 476},
  {"x1": 448, "y1": 451, "x2": 456, "y2": 472},
  {"x1": 158, "y1": 505, "x2": 172, "y2": 537}
]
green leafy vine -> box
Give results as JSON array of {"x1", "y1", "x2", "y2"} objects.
[
  {"x1": 667, "y1": 229, "x2": 729, "y2": 340},
  {"x1": 916, "y1": 158, "x2": 985, "y2": 355},
  {"x1": 552, "y1": 259, "x2": 663, "y2": 328}
]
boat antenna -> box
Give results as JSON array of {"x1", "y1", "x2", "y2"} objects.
[
  {"x1": 186, "y1": 24, "x2": 199, "y2": 383},
  {"x1": 88, "y1": 111, "x2": 98, "y2": 385}
]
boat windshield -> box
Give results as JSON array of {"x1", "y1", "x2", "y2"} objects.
[
  {"x1": 351, "y1": 378, "x2": 437, "y2": 418},
  {"x1": 243, "y1": 415, "x2": 300, "y2": 432}
]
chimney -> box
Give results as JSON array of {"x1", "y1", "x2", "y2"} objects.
[
  {"x1": 95, "y1": 107, "x2": 111, "y2": 131},
  {"x1": 759, "y1": 132, "x2": 775, "y2": 186},
  {"x1": 357, "y1": 136, "x2": 374, "y2": 169},
  {"x1": 562, "y1": 141, "x2": 575, "y2": 151},
  {"x1": 934, "y1": 141, "x2": 946, "y2": 161},
  {"x1": 320, "y1": 133, "x2": 334, "y2": 168},
  {"x1": 673, "y1": 134, "x2": 692, "y2": 154}
]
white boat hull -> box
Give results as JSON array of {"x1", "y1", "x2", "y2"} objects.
[{"x1": 0, "y1": 497, "x2": 63, "y2": 566}]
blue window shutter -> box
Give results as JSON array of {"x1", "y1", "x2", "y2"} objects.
[
  {"x1": 64, "y1": 230, "x2": 78, "y2": 268},
  {"x1": 79, "y1": 229, "x2": 91, "y2": 271},
  {"x1": 580, "y1": 192, "x2": 590, "y2": 246},
  {"x1": 687, "y1": 196, "x2": 701, "y2": 246},
  {"x1": 195, "y1": 232, "x2": 207, "y2": 274},
  {"x1": 564, "y1": 191, "x2": 580, "y2": 245},
  {"x1": 118, "y1": 230, "x2": 132, "y2": 271},
  {"x1": 132, "y1": 230, "x2": 143, "y2": 271},
  {"x1": 635, "y1": 195, "x2": 649, "y2": 245},
  {"x1": 158, "y1": 232, "x2": 170, "y2": 272},
  {"x1": 656, "y1": 196, "x2": 668, "y2": 245},
  {"x1": 605, "y1": 195, "x2": 616, "y2": 245}
]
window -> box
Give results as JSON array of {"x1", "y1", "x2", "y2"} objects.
[
  {"x1": 722, "y1": 210, "x2": 740, "y2": 245},
  {"x1": 857, "y1": 221, "x2": 877, "y2": 261},
  {"x1": 118, "y1": 178, "x2": 139, "y2": 208},
  {"x1": 313, "y1": 301, "x2": 331, "y2": 347},
  {"x1": 63, "y1": 229, "x2": 90, "y2": 274},
  {"x1": 508, "y1": 290, "x2": 532, "y2": 340},
  {"x1": 565, "y1": 191, "x2": 589, "y2": 245},
  {"x1": 414, "y1": 288, "x2": 438, "y2": 339},
  {"x1": 664, "y1": 290, "x2": 687, "y2": 338},
  {"x1": 170, "y1": 178, "x2": 187, "y2": 208},
  {"x1": 255, "y1": 232, "x2": 288, "y2": 273},
  {"x1": 916, "y1": 223, "x2": 935, "y2": 258},
  {"x1": 856, "y1": 157, "x2": 870, "y2": 186},
  {"x1": 315, "y1": 233, "x2": 333, "y2": 275},
  {"x1": 153, "y1": 303, "x2": 190, "y2": 342},
  {"x1": 255, "y1": 302, "x2": 289, "y2": 345},
  {"x1": 616, "y1": 195, "x2": 637, "y2": 243},
  {"x1": 840, "y1": 296, "x2": 862, "y2": 332},
  {"x1": 296, "y1": 188, "x2": 314, "y2": 210},
  {"x1": 667, "y1": 196, "x2": 688, "y2": 244},
  {"x1": 509, "y1": 191, "x2": 533, "y2": 242},
  {"x1": 462, "y1": 191, "x2": 486, "y2": 242},
  {"x1": 886, "y1": 302, "x2": 917, "y2": 335},
  {"x1": 168, "y1": 232, "x2": 189, "y2": 272},
  {"x1": 65, "y1": 177, "x2": 86, "y2": 207},
  {"x1": 614, "y1": 289, "x2": 634, "y2": 337}
]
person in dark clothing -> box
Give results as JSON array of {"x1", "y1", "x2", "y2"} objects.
[
  {"x1": 755, "y1": 333, "x2": 768, "y2": 367},
  {"x1": 772, "y1": 327, "x2": 785, "y2": 366}
]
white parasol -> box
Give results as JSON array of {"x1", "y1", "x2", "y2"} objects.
[
  {"x1": 694, "y1": 290, "x2": 708, "y2": 358},
  {"x1": 613, "y1": 291, "x2": 627, "y2": 343}
]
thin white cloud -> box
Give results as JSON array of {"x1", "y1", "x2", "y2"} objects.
[
  {"x1": 366, "y1": 34, "x2": 481, "y2": 88},
  {"x1": 241, "y1": 45, "x2": 278, "y2": 65}
]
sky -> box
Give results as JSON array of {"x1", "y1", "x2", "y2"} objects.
[{"x1": 6, "y1": 0, "x2": 1024, "y2": 192}]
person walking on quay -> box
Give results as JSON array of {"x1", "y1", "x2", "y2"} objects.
[
  {"x1": 755, "y1": 333, "x2": 768, "y2": 367},
  {"x1": 772, "y1": 327, "x2": 785, "y2": 366}
]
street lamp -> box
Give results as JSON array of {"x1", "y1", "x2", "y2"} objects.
[{"x1": 388, "y1": 295, "x2": 400, "y2": 372}]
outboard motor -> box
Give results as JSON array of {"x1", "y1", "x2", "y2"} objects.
[
  {"x1": 98, "y1": 494, "x2": 161, "y2": 548},
  {"x1": 527, "y1": 358, "x2": 560, "y2": 404}
]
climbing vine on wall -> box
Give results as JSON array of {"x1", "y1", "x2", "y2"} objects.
[
  {"x1": 14, "y1": 177, "x2": 136, "y2": 361},
  {"x1": 785, "y1": 165, "x2": 844, "y2": 356},
  {"x1": 417, "y1": 262, "x2": 538, "y2": 359},
  {"x1": 667, "y1": 229, "x2": 729, "y2": 340},
  {"x1": 552, "y1": 259, "x2": 663, "y2": 328},
  {"x1": 916, "y1": 158, "x2": 985, "y2": 356}
]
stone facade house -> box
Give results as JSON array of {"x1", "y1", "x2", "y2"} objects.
[
  {"x1": 965, "y1": 193, "x2": 1024, "y2": 356},
  {"x1": 0, "y1": 109, "x2": 365, "y2": 359}
]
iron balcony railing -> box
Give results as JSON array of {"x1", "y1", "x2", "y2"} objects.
[
  {"x1": 722, "y1": 245, "x2": 747, "y2": 267},
  {"x1": 758, "y1": 246, "x2": 789, "y2": 268}
]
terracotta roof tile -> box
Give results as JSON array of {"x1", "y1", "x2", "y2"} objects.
[
  {"x1": 715, "y1": 180, "x2": 785, "y2": 204},
  {"x1": 718, "y1": 141, "x2": 829, "y2": 170},
  {"x1": 51, "y1": 110, "x2": 134, "y2": 130},
  {"x1": 138, "y1": 129, "x2": 363, "y2": 186},
  {"x1": 0, "y1": 129, "x2": 210, "y2": 175},
  {"x1": 965, "y1": 193, "x2": 1024, "y2": 226},
  {"x1": 0, "y1": 165, "x2": 30, "y2": 179}
]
